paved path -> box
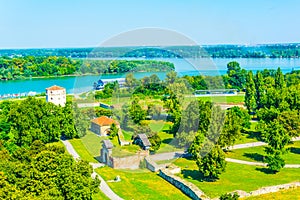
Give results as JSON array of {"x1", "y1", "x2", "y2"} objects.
[
  {"x1": 228, "y1": 136, "x2": 300, "y2": 150},
  {"x1": 61, "y1": 140, "x2": 80, "y2": 159},
  {"x1": 77, "y1": 102, "x2": 100, "y2": 108},
  {"x1": 226, "y1": 158, "x2": 300, "y2": 168},
  {"x1": 61, "y1": 140, "x2": 123, "y2": 200},
  {"x1": 150, "y1": 151, "x2": 185, "y2": 161},
  {"x1": 150, "y1": 137, "x2": 300, "y2": 162}
]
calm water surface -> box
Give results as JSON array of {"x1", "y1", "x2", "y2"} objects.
[{"x1": 1, "y1": 58, "x2": 299, "y2": 95}]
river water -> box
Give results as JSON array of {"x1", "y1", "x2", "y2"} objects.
[{"x1": 0, "y1": 58, "x2": 299, "y2": 96}]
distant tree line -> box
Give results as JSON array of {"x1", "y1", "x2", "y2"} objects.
[
  {"x1": 2, "y1": 44, "x2": 300, "y2": 58},
  {"x1": 0, "y1": 56, "x2": 174, "y2": 80}
]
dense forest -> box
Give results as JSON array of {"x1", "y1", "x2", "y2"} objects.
[
  {"x1": 0, "y1": 98, "x2": 99, "y2": 199},
  {"x1": 1, "y1": 44, "x2": 300, "y2": 58},
  {"x1": 0, "y1": 56, "x2": 174, "y2": 80}
]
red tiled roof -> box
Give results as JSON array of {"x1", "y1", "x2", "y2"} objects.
[
  {"x1": 91, "y1": 116, "x2": 118, "y2": 126},
  {"x1": 46, "y1": 85, "x2": 65, "y2": 91}
]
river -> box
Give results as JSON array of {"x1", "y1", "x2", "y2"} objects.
[{"x1": 0, "y1": 58, "x2": 299, "y2": 96}]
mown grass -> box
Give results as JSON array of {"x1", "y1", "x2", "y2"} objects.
[
  {"x1": 243, "y1": 187, "x2": 300, "y2": 200},
  {"x1": 189, "y1": 94, "x2": 245, "y2": 104},
  {"x1": 226, "y1": 141, "x2": 300, "y2": 164},
  {"x1": 148, "y1": 120, "x2": 184, "y2": 153},
  {"x1": 95, "y1": 167, "x2": 189, "y2": 200},
  {"x1": 235, "y1": 122, "x2": 261, "y2": 144},
  {"x1": 92, "y1": 190, "x2": 110, "y2": 200},
  {"x1": 69, "y1": 131, "x2": 106, "y2": 162},
  {"x1": 173, "y1": 158, "x2": 300, "y2": 198}
]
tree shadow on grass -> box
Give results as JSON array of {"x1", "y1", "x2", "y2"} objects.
[
  {"x1": 181, "y1": 169, "x2": 218, "y2": 182},
  {"x1": 244, "y1": 153, "x2": 265, "y2": 162},
  {"x1": 255, "y1": 167, "x2": 277, "y2": 174},
  {"x1": 289, "y1": 147, "x2": 300, "y2": 154},
  {"x1": 241, "y1": 129, "x2": 262, "y2": 141},
  {"x1": 162, "y1": 138, "x2": 173, "y2": 144}
]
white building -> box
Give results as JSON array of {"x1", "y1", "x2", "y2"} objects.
[{"x1": 46, "y1": 85, "x2": 66, "y2": 106}]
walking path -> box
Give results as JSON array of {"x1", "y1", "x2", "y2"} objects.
[
  {"x1": 226, "y1": 158, "x2": 300, "y2": 168},
  {"x1": 61, "y1": 140, "x2": 123, "y2": 200},
  {"x1": 150, "y1": 137, "x2": 300, "y2": 163}
]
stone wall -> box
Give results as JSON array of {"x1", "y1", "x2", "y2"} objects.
[
  {"x1": 159, "y1": 169, "x2": 209, "y2": 200},
  {"x1": 111, "y1": 151, "x2": 149, "y2": 170},
  {"x1": 144, "y1": 156, "x2": 160, "y2": 172},
  {"x1": 232, "y1": 181, "x2": 300, "y2": 199}
]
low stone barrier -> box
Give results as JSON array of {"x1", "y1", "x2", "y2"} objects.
[{"x1": 159, "y1": 169, "x2": 209, "y2": 200}]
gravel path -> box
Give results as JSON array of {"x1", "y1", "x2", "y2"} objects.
[{"x1": 61, "y1": 139, "x2": 123, "y2": 200}]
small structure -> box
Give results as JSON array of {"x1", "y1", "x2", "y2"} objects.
[
  {"x1": 194, "y1": 89, "x2": 238, "y2": 96},
  {"x1": 100, "y1": 140, "x2": 113, "y2": 166},
  {"x1": 93, "y1": 78, "x2": 125, "y2": 90},
  {"x1": 133, "y1": 134, "x2": 151, "y2": 150},
  {"x1": 90, "y1": 116, "x2": 120, "y2": 136},
  {"x1": 46, "y1": 85, "x2": 66, "y2": 107}
]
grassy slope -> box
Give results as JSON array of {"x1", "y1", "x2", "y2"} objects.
[
  {"x1": 96, "y1": 167, "x2": 189, "y2": 200},
  {"x1": 226, "y1": 141, "x2": 300, "y2": 164},
  {"x1": 173, "y1": 158, "x2": 300, "y2": 198}
]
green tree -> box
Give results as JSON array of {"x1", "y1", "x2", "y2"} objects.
[
  {"x1": 196, "y1": 144, "x2": 226, "y2": 180},
  {"x1": 219, "y1": 192, "x2": 239, "y2": 200},
  {"x1": 109, "y1": 123, "x2": 119, "y2": 139},
  {"x1": 218, "y1": 108, "x2": 242, "y2": 149},
  {"x1": 226, "y1": 61, "x2": 247, "y2": 90},
  {"x1": 263, "y1": 120, "x2": 290, "y2": 172},
  {"x1": 275, "y1": 67, "x2": 285, "y2": 90},
  {"x1": 129, "y1": 97, "x2": 146, "y2": 124},
  {"x1": 255, "y1": 71, "x2": 266, "y2": 109},
  {"x1": 245, "y1": 71, "x2": 257, "y2": 113}
]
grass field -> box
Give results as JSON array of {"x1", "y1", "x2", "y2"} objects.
[
  {"x1": 226, "y1": 141, "x2": 300, "y2": 164},
  {"x1": 235, "y1": 122, "x2": 261, "y2": 144},
  {"x1": 188, "y1": 94, "x2": 245, "y2": 104},
  {"x1": 173, "y1": 158, "x2": 300, "y2": 198},
  {"x1": 148, "y1": 120, "x2": 184, "y2": 153},
  {"x1": 96, "y1": 167, "x2": 189, "y2": 200},
  {"x1": 243, "y1": 187, "x2": 300, "y2": 200},
  {"x1": 69, "y1": 131, "x2": 106, "y2": 162},
  {"x1": 92, "y1": 190, "x2": 110, "y2": 200}
]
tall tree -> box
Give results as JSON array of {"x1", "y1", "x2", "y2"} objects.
[
  {"x1": 274, "y1": 67, "x2": 285, "y2": 90},
  {"x1": 129, "y1": 97, "x2": 146, "y2": 124},
  {"x1": 245, "y1": 71, "x2": 257, "y2": 113},
  {"x1": 255, "y1": 71, "x2": 266, "y2": 109}
]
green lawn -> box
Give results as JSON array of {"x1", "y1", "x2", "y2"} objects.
[
  {"x1": 69, "y1": 131, "x2": 106, "y2": 162},
  {"x1": 235, "y1": 122, "x2": 261, "y2": 144},
  {"x1": 187, "y1": 94, "x2": 245, "y2": 104},
  {"x1": 148, "y1": 120, "x2": 184, "y2": 153},
  {"x1": 92, "y1": 190, "x2": 110, "y2": 200},
  {"x1": 122, "y1": 130, "x2": 133, "y2": 141},
  {"x1": 226, "y1": 141, "x2": 300, "y2": 164},
  {"x1": 173, "y1": 158, "x2": 300, "y2": 198},
  {"x1": 243, "y1": 187, "x2": 300, "y2": 200},
  {"x1": 95, "y1": 167, "x2": 189, "y2": 200}
]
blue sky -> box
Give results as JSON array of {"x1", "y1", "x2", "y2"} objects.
[{"x1": 0, "y1": 0, "x2": 299, "y2": 48}]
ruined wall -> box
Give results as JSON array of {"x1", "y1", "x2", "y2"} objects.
[
  {"x1": 159, "y1": 169, "x2": 209, "y2": 200},
  {"x1": 111, "y1": 151, "x2": 149, "y2": 170}
]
